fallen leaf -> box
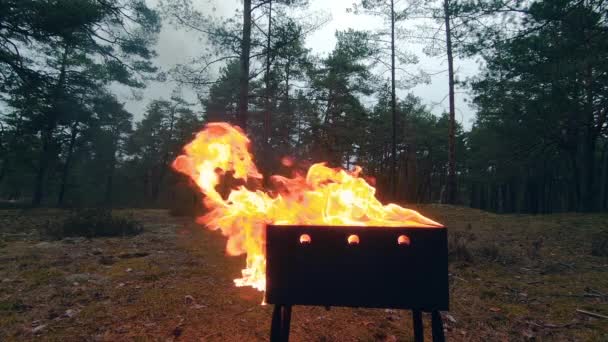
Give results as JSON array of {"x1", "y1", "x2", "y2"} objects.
[
  {"x1": 385, "y1": 335, "x2": 397, "y2": 342},
  {"x1": 32, "y1": 325, "x2": 47, "y2": 333},
  {"x1": 522, "y1": 329, "x2": 535, "y2": 339}
]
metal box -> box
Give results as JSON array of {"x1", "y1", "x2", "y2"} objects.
[{"x1": 265, "y1": 225, "x2": 449, "y2": 311}]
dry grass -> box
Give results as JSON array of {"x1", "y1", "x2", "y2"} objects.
[{"x1": 0, "y1": 206, "x2": 607, "y2": 341}]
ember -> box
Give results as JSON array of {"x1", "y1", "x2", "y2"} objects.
[{"x1": 172, "y1": 122, "x2": 443, "y2": 291}]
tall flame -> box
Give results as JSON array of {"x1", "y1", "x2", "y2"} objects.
[{"x1": 173, "y1": 122, "x2": 443, "y2": 291}]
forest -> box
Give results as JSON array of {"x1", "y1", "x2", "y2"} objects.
[
  {"x1": 1, "y1": 2, "x2": 608, "y2": 341},
  {"x1": 1, "y1": 0, "x2": 607, "y2": 214}
]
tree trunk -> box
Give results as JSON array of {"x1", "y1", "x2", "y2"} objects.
[
  {"x1": 57, "y1": 121, "x2": 79, "y2": 206},
  {"x1": 579, "y1": 130, "x2": 596, "y2": 212},
  {"x1": 600, "y1": 143, "x2": 608, "y2": 210},
  {"x1": 263, "y1": 0, "x2": 273, "y2": 176},
  {"x1": 0, "y1": 159, "x2": 6, "y2": 185},
  {"x1": 603, "y1": 146, "x2": 608, "y2": 210},
  {"x1": 390, "y1": 0, "x2": 397, "y2": 200},
  {"x1": 32, "y1": 43, "x2": 70, "y2": 206},
  {"x1": 32, "y1": 131, "x2": 51, "y2": 206},
  {"x1": 238, "y1": 0, "x2": 252, "y2": 130},
  {"x1": 567, "y1": 151, "x2": 580, "y2": 211},
  {"x1": 0, "y1": 122, "x2": 8, "y2": 185},
  {"x1": 444, "y1": 0, "x2": 457, "y2": 204},
  {"x1": 153, "y1": 105, "x2": 177, "y2": 203},
  {"x1": 104, "y1": 155, "x2": 116, "y2": 207},
  {"x1": 284, "y1": 59, "x2": 292, "y2": 147},
  {"x1": 470, "y1": 182, "x2": 477, "y2": 208},
  {"x1": 579, "y1": 63, "x2": 597, "y2": 212}
]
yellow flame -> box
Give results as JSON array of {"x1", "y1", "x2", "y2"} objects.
[{"x1": 173, "y1": 122, "x2": 443, "y2": 291}]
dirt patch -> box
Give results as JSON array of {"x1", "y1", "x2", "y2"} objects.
[{"x1": 0, "y1": 207, "x2": 607, "y2": 341}]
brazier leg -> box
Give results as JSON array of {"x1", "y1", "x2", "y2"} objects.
[
  {"x1": 412, "y1": 310, "x2": 423, "y2": 342},
  {"x1": 281, "y1": 305, "x2": 292, "y2": 341},
  {"x1": 431, "y1": 311, "x2": 445, "y2": 342},
  {"x1": 270, "y1": 305, "x2": 283, "y2": 342}
]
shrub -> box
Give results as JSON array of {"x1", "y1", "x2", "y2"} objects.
[
  {"x1": 0, "y1": 299, "x2": 30, "y2": 312},
  {"x1": 527, "y1": 237, "x2": 544, "y2": 260},
  {"x1": 478, "y1": 244, "x2": 500, "y2": 261},
  {"x1": 448, "y1": 231, "x2": 474, "y2": 263},
  {"x1": 168, "y1": 181, "x2": 206, "y2": 217},
  {"x1": 168, "y1": 200, "x2": 205, "y2": 217},
  {"x1": 476, "y1": 243, "x2": 519, "y2": 265},
  {"x1": 0, "y1": 200, "x2": 31, "y2": 209},
  {"x1": 46, "y1": 209, "x2": 143, "y2": 239},
  {"x1": 591, "y1": 231, "x2": 608, "y2": 257}
]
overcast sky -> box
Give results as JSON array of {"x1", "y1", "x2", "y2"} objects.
[{"x1": 122, "y1": 0, "x2": 479, "y2": 130}]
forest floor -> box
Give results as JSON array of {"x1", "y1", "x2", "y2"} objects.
[{"x1": 0, "y1": 206, "x2": 607, "y2": 341}]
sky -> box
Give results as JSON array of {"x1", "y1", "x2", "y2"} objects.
[{"x1": 122, "y1": 0, "x2": 480, "y2": 130}]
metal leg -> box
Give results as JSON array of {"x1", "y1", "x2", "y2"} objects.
[
  {"x1": 270, "y1": 305, "x2": 283, "y2": 342},
  {"x1": 281, "y1": 305, "x2": 292, "y2": 341},
  {"x1": 412, "y1": 310, "x2": 424, "y2": 342},
  {"x1": 431, "y1": 311, "x2": 445, "y2": 342},
  {"x1": 270, "y1": 305, "x2": 292, "y2": 342}
]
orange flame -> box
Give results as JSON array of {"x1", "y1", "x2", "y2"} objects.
[{"x1": 173, "y1": 122, "x2": 443, "y2": 291}]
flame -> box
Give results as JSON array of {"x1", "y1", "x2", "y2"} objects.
[{"x1": 173, "y1": 122, "x2": 443, "y2": 291}]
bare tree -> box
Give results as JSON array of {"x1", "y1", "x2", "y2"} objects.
[
  {"x1": 443, "y1": 0, "x2": 457, "y2": 204},
  {"x1": 351, "y1": 0, "x2": 425, "y2": 199},
  {"x1": 239, "y1": 0, "x2": 253, "y2": 130}
]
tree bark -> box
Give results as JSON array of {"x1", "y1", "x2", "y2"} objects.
[
  {"x1": 238, "y1": 0, "x2": 252, "y2": 130},
  {"x1": 32, "y1": 132, "x2": 51, "y2": 206},
  {"x1": 0, "y1": 159, "x2": 6, "y2": 185},
  {"x1": 57, "y1": 120, "x2": 79, "y2": 206},
  {"x1": 104, "y1": 153, "x2": 116, "y2": 207},
  {"x1": 579, "y1": 63, "x2": 597, "y2": 212},
  {"x1": 601, "y1": 143, "x2": 608, "y2": 210},
  {"x1": 153, "y1": 104, "x2": 177, "y2": 203},
  {"x1": 568, "y1": 152, "x2": 580, "y2": 211},
  {"x1": 390, "y1": 0, "x2": 397, "y2": 200},
  {"x1": 32, "y1": 43, "x2": 70, "y2": 206},
  {"x1": 444, "y1": 0, "x2": 457, "y2": 204},
  {"x1": 263, "y1": 0, "x2": 273, "y2": 176},
  {"x1": 104, "y1": 127, "x2": 119, "y2": 207},
  {"x1": 284, "y1": 59, "x2": 292, "y2": 147},
  {"x1": 0, "y1": 122, "x2": 7, "y2": 185}
]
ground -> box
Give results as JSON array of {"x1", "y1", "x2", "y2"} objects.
[{"x1": 0, "y1": 206, "x2": 607, "y2": 341}]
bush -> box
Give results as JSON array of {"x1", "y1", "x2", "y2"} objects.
[
  {"x1": 46, "y1": 209, "x2": 143, "y2": 239},
  {"x1": 448, "y1": 231, "x2": 474, "y2": 263},
  {"x1": 0, "y1": 200, "x2": 32, "y2": 209},
  {"x1": 168, "y1": 181, "x2": 206, "y2": 217},
  {"x1": 478, "y1": 244, "x2": 500, "y2": 261},
  {"x1": 168, "y1": 201, "x2": 205, "y2": 217},
  {"x1": 527, "y1": 237, "x2": 544, "y2": 260},
  {"x1": 591, "y1": 231, "x2": 608, "y2": 257}
]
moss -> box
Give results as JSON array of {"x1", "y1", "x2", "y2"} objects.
[
  {"x1": 480, "y1": 289, "x2": 498, "y2": 299},
  {"x1": 0, "y1": 313, "x2": 20, "y2": 334},
  {"x1": 591, "y1": 230, "x2": 608, "y2": 256},
  {"x1": 101, "y1": 257, "x2": 159, "y2": 279},
  {"x1": 501, "y1": 304, "x2": 530, "y2": 317},
  {"x1": 45, "y1": 209, "x2": 143, "y2": 239},
  {"x1": 22, "y1": 268, "x2": 63, "y2": 287},
  {"x1": 77, "y1": 302, "x2": 111, "y2": 322},
  {"x1": 0, "y1": 299, "x2": 29, "y2": 312}
]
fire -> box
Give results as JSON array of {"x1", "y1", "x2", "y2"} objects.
[{"x1": 172, "y1": 122, "x2": 443, "y2": 291}]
